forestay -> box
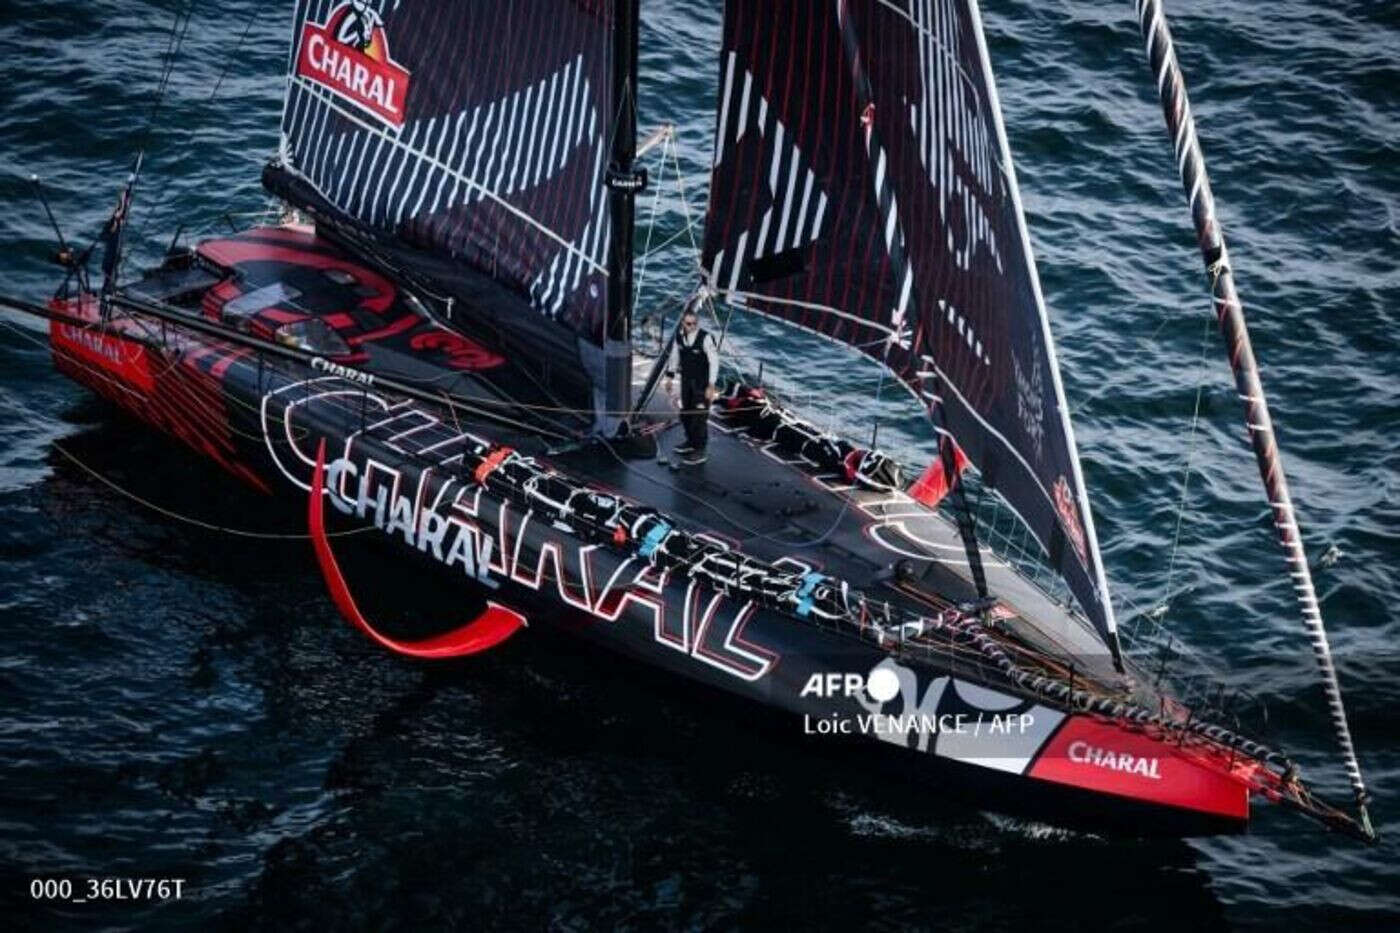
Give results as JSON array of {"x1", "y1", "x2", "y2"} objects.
[
  {"x1": 269, "y1": 0, "x2": 615, "y2": 345},
  {"x1": 701, "y1": 0, "x2": 1120, "y2": 661}
]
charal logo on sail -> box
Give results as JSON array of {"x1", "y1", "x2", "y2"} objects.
[
  {"x1": 296, "y1": 3, "x2": 411, "y2": 128},
  {"x1": 1051, "y1": 475, "x2": 1088, "y2": 568}
]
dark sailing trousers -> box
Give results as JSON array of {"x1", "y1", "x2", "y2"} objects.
[{"x1": 680, "y1": 380, "x2": 709, "y2": 451}]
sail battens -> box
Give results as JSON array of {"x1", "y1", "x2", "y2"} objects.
[
  {"x1": 704, "y1": 0, "x2": 1119, "y2": 656},
  {"x1": 286, "y1": 74, "x2": 607, "y2": 278},
  {"x1": 272, "y1": 0, "x2": 617, "y2": 350}
]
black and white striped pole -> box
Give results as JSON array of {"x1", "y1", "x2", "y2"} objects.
[{"x1": 1135, "y1": 0, "x2": 1372, "y2": 838}]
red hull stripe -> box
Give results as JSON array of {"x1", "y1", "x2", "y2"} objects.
[{"x1": 309, "y1": 441, "x2": 527, "y2": 658}]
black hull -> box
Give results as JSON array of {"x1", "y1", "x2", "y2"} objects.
[{"x1": 38, "y1": 226, "x2": 1273, "y2": 837}]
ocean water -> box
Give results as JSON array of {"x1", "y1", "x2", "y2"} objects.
[{"x1": 1, "y1": 0, "x2": 1397, "y2": 929}]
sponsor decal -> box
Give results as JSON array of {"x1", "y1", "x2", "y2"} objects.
[
  {"x1": 296, "y1": 3, "x2": 411, "y2": 128},
  {"x1": 1052, "y1": 475, "x2": 1089, "y2": 568},
  {"x1": 1067, "y1": 740, "x2": 1160, "y2": 780},
  {"x1": 1029, "y1": 716, "x2": 1248, "y2": 819},
  {"x1": 261, "y1": 381, "x2": 782, "y2": 683},
  {"x1": 310, "y1": 356, "x2": 374, "y2": 385},
  {"x1": 52, "y1": 321, "x2": 155, "y2": 393},
  {"x1": 323, "y1": 455, "x2": 498, "y2": 588},
  {"x1": 1012, "y1": 351, "x2": 1045, "y2": 461}
]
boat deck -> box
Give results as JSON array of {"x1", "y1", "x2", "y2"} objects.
[
  {"x1": 549, "y1": 356, "x2": 1119, "y2": 684},
  {"x1": 138, "y1": 224, "x2": 1120, "y2": 686}
]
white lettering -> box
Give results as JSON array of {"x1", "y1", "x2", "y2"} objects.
[
  {"x1": 1067, "y1": 740, "x2": 1161, "y2": 780},
  {"x1": 325, "y1": 457, "x2": 358, "y2": 515}
]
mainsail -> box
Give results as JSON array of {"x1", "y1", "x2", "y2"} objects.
[
  {"x1": 702, "y1": 0, "x2": 1121, "y2": 660},
  {"x1": 267, "y1": 0, "x2": 617, "y2": 373}
]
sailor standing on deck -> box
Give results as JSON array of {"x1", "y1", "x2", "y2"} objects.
[{"x1": 663, "y1": 303, "x2": 720, "y2": 465}]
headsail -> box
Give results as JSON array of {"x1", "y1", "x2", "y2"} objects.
[
  {"x1": 702, "y1": 0, "x2": 1120, "y2": 660},
  {"x1": 267, "y1": 0, "x2": 616, "y2": 352}
]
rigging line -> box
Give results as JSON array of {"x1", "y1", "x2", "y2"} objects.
[
  {"x1": 49, "y1": 440, "x2": 372, "y2": 541},
  {"x1": 711, "y1": 289, "x2": 735, "y2": 359},
  {"x1": 632, "y1": 132, "x2": 672, "y2": 311},
  {"x1": 207, "y1": 8, "x2": 258, "y2": 101},
  {"x1": 745, "y1": 342, "x2": 1067, "y2": 612},
  {"x1": 1159, "y1": 313, "x2": 1214, "y2": 614},
  {"x1": 1136, "y1": 0, "x2": 1370, "y2": 833},
  {"x1": 667, "y1": 131, "x2": 707, "y2": 273},
  {"x1": 119, "y1": 3, "x2": 196, "y2": 269},
  {"x1": 1069, "y1": 306, "x2": 1176, "y2": 417},
  {"x1": 52, "y1": 307, "x2": 318, "y2": 445},
  {"x1": 138, "y1": 3, "x2": 193, "y2": 153},
  {"x1": 965, "y1": 0, "x2": 1120, "y2": 649},
  {"x1": 5, "y1": 314, "x2": 317, "y2": 449},
  {"x1": 0, "y1": 312, "x2": 197, "y2": 400},
  {"x1": 712, "y1": 287, "x2": 897, "y2": 336},
  {"x1": 637, "y1": 222, "x2": 704, "y2": 263},
  {"x1": 196, "y1": 213, "x2": 589, "y2": 434},
  {"x1": 26, "y1": 291, "x2": 581, "y2": 441},
  {"x1": 715, "y1": 289, "x2": 1075, "y2": 539}
]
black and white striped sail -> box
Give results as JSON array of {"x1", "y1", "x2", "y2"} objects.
[
  {"x1": 269, "y1": 0, "x2": 614, "y2": 344},
  {"x1": 702, "y1": 0, "x2": 1120, "y2": 656}
]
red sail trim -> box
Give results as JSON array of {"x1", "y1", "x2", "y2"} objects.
[
  {"x1": 308, "y1": 440, "x2": 526, "y2": 658},
  {"x1": 908, "y1": 439, "x2": 969, "y2": 509}
]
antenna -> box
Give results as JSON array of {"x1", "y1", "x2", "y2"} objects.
[{"x1": 30, "y1": 175, "x2": 70, "y2": 258}]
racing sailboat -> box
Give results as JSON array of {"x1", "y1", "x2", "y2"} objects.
[{"x1": 0, "y1": 0, "x2": 1374, "y2": 841}]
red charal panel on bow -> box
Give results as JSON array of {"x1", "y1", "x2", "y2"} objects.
[
  {"x1": 1028, "y1": 715, "x2": 1248, "y2": 820},
  {"x1": 296, "y1": 3, "x2": 411, "y2": 128},
  {"x1": 49, "y1": 298, "x2": 155, "y2": 393}
]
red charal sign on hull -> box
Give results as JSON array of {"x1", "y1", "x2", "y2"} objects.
[
  {"x1": 296, "y1": 3, "x2": 411, "y2": 128},
  {"x1": 1029, "y1": 716, "x2": 1248, "y2": 820}
]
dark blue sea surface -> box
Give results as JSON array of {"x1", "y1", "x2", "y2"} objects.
[{"x1": 1, "y1": 0, "x2": 1397, "y2": 929}]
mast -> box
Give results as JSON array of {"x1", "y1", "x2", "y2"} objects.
[
  {"x1": 1135, "y1": 0, "x2": 1372, "y2": 835},
  {"x1": 603, "y1": 0, "x2": 643, "y2": 434}
]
